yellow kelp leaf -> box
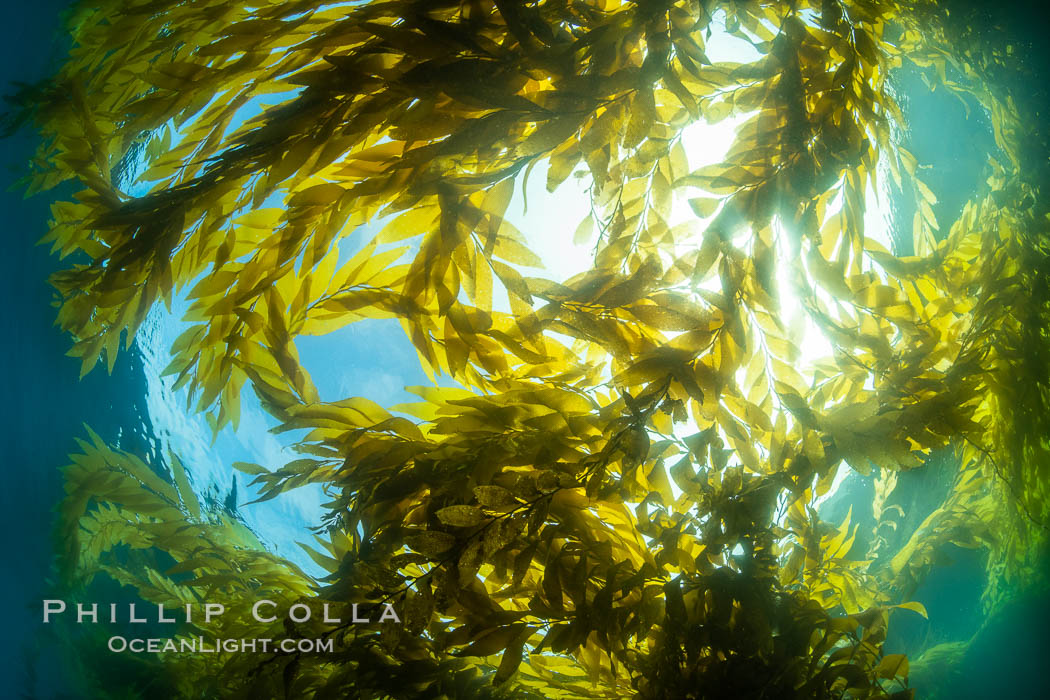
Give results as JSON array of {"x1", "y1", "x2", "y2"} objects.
[
  {"x1": 169, "y1": 451, "x2": 201, "y2": 521},
  {"x1": 876, "y1": 653, "x2": 909, "y2": 679}
]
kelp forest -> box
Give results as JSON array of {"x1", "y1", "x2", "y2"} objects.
[{"x1": 6, "y1": 0, "x2": 1050, "y2": 698}]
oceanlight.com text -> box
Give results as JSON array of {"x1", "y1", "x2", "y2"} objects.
[{"x1": 107, "y1": 635, "x2": 336, "y2": 654}]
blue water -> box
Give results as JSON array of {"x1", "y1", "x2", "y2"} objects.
[{"x1": 1, "y1": 2, "x2": 100, "y2": 695}]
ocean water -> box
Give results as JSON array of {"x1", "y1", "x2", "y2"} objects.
[
  {"x1": 2, "y1": 2, "x2": 1048, "y2": 699},
  {"x1": 1, "y1": 2, "x2": 100, "y2": 696}
]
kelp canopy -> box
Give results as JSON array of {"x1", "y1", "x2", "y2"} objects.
[{"x1": 15, "y1": 0, "x2": 1049, "y2": 697}]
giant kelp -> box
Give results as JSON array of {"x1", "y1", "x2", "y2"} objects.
[{"x1": 14, "y1": 0, "x2": 1050, "y2": 698}]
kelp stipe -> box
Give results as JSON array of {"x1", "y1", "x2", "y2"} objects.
[{"x1": 16, "y1": 0, "x2": 1050, "y2": 697}]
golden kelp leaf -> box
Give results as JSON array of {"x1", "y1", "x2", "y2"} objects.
[
  {"x1": 232, "y1": 461, "x2": 270, "y2": 476},
  {"x1": 876, "y1": 654, "x2": 909, "y2": 680},
  {"x1": 494, "y1": 625, "x2": 533, "y2": 684},
  {"x1": 297, "y1": 540, "x2": 340, "y2": 571},
  {"x1": 474, "y1": 485, "x2": 518, "y2": 508},
  {"x1": 436, "y1": 505, "x2": 486, "y2": 527},
  {"x1": 169, "y1": 452, "x2": 200, "y2": 521},
  {"x1": 404, "y1": 531, "x2": 456, "y2": 558},
  {"x1": 688, "y1": 197, "x2": 720, "y2": 218},
  {"x1": 573, "y1": 214, "x2": 594, "y2": 245},
  {"x1": 458, "y1": 623, "x2": 527, "y2": 658},
  {"x1": 624, "y1": 86, "x2": 656, "y2": 149},
  {"x1": 893, "y1": 601, "x2": 929, "y2": 619},
  {"x1": 376, "y1": 206, "x2": 438, "y2": 244}
]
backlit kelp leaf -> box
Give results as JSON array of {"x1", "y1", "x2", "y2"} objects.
[
  {"x1": 436, "y1": 505, "x2": 487, "y2": 528},
  {"x1": 404, "y1": 530, "x2": 457, "y2": 559},
  {"x1": 169, "y1": 450, "x2": 200, "y2": 521},
  {"x1": 18, "y1": 0, "x2": 1050, "y2": 698},
  {"x1": 876, "y1": 653, "x2": 910, "y2": 680}
]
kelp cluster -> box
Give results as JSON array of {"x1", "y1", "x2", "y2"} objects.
[{"x1": 16, "y1": 0, "x2": 1050, "y2": 698}]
